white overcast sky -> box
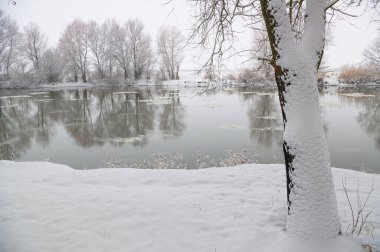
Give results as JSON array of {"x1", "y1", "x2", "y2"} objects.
[{"x1": 1, "y1": 0, "x2": 379, "y2": 70}]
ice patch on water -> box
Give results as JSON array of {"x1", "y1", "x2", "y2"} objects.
[
  {"x1": 319, "y1": 101, "x2": 344, "y2": 108},
  {"x1": 339, "y1": 93, "x2": 375, "y2": 98},
  {"x1": 256, "y1": 116, "x2": 278, "y2": 120},
  {"x1": 147, "y1": 100, "x2": 172, "y2": 105},
  {"x1": 0, "y1": 95, "x2": 31, "y2": 99},
  {"x1": 34, "y1": 99, "x2": 54, "y2": 102},
  {"x1": 112, "y1": 91, "x2": 138, "y2": 95},
  {"x1": 251, "y1": 127, "x2": 283, "y2": 131},
  {"x1": 219, "y1": 124, "x2": 245, "y2": 129},
  {"x1": 0, "y1": 104, "x2": 17, "y2": 108},
  {"x1": 65, "y1": 98, "x2": 92, "y2": 101},
  {"x1": 257, "y1": 93, "x2": 273, "y2": 96},
  {"x1": 238, "y1": 91, "x2": 257, "y2": 94},
  {"x1": 203, "y1": 104, "x2": 223, "y2": 108},
  {"x1": 29, "y1": 92, "x2": 49, "y2": 95},
  {"x1": 95, "y1": 135, "x2": 145, "y2": 143},
  {"x1": 49, "y1": 110, "x2": 69, "y2": 114},
  {"x1": 157, "y1": 96, "x2": 175, "y2": 99}
]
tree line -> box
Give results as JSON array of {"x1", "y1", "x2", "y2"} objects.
[
  {"x1": 0, "y1": 10, "x2": 185, "y2": 85},
  {"x1": 337, "y1": 33, "x2": 380, "y2": 84}
]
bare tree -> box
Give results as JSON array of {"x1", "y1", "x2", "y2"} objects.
[
  {"x1": 125, "y1": 19, "x2": 152, "y2": 80},
  {"x1": 0, "y1": 13, "x2": 21, "y2": 79},
  {"x1": 0, "y1": 10, "x2": 11, "y2": 57},
  {"x1": 144, "y1": 51, "x2": 155, "y2": 80},
  {"x1": 111, "y1": 21, "x2": 130, "y2": 80},
  {"x1": 102, "y1": 19, "x2": 118, "y2": 78},
  {"x1": 139, "y1": 35, "x2": 154, "y2": 80},
  {"x1": 22, "y1": 22, "x2": 47, "y2": 71},
  {"x1": 363, "y1": 33, "x2": 380, "y2": 68},
  {"x1": 58, "y1": 19, "x2": 90, "y2": 83},
  {"x1": 1, "y1": 16, "x2": 157, "y2": 83},
  {"x1": 58, "y1": 47, "x2": 79, "y2": 82},
  {"x1": 157, "y1": 26, "x2": 185, "y2": 80},
  {"x1": 252, "y1": 25, "x2": 273, "y2": 80},
  {"x1": 41, "y1": 48, "x2": 62, "y2": 83},
  {"x1": 188, "y1": 0, "x2": 377, "y2": 239},
  {"x1": 88, "y1": 21, "x2": 106, "y2": 79}
]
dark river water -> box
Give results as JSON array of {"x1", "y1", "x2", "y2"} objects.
[{"x1": 0, "y1": 85, "x2": 379, "y2": 173}]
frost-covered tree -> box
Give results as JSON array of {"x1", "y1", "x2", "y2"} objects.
[
  {"x1": 88, "y1": 20, "x2": 118, "y2": 80},
  {"x1": 22, "y1": 22, "x2": 47, "y2": 71},
  {"x1": 157, "y1": 26, "x2": 185, "y2": 80},
  {"x1": 102, "y1": 20, "x2": 118, "y2": 78},
  {"x1": 41, "y1": 48, "x2": 62, "y2": 83},
  {"x1": 363, "y1": 33, "x2": 380, "y2": 69},
  {"x1": 188, "y1": 0, "x2": 377, "y2": 239},
  {"x1": 144, "y1": 52, "x2": 155, "y2": 80},
  {"x1": 111, "y1": 22, "x2": 130, "y2": 80},
  {"x1": 88, "y1": 20, "x2": 107, "y2": 79},
  {"x1": 125, "y1": 19, "x2": 153, "y2": 80},
  {"x1": 59, "y1": 19, "x2": 90, "y2": 83},
  {"x1": 0, "y1": 12, "x2": 21, "y2": 79}
]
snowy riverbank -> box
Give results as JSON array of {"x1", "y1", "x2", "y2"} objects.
[{"x1": 0, "y1": 161, "x2": 378, "y2": 252}]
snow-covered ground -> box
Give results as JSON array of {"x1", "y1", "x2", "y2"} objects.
[{"x1": 0, "y1": 161, "x2": 378, "y2": 252}]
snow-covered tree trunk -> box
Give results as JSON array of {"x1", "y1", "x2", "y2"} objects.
[{"x1": 261, "y1": 0, "x2": 340, "y2": 239}]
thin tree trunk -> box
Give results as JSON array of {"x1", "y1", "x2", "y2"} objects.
[
  {"x1": 175, "y1": 65, "x2": 180, "y2": 80},
  {"x1": 82, "y1": 71, "x2": 87, "y2": 83},
  {"x1": 124, "y1": 67, "x2": 128, "y2": 80},
  {"x1": 109, "y1": 59, "x2": 112, "y2": 78},
  {"x1": 73, "y1": 66, "x2": 78, "y2": 82}
]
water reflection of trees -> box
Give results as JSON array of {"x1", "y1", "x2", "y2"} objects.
[
  {"x1": 61, "y1": 89, "x2": 157, "y2": 147},
  {"x1": 158, "y1": 90, "x2": 186, "y2": 139},
  {"x1": 35, "y1": 100, "x2": 56, "y2": 147},
  {"x1": 239, "y1": 88, "x2": 330, "y2": 147},
  {"x1": 0, "y1": 94, "x2": 42, "y2": 159},
  {"x1": 358, "y1": 105, "x2": 380, "y2": 149},
  {"x1": 64, "y1": 89, "x2": 97, "y2": 147},
  {"x1": 98, "y1": 90, "x2": 155, "y2": 146},
  {"x1": 0, "y1": 88, "x2": 187, "y2": 159},
  {"x1": 338, "y1": 87, "x2": 380, "y2": 151},
  {"x1": 355, "y1": 93, "x2": 380, "y2": 150},
  {"x1": 248, "y1": 94, "x2": 282, "y2": 147},
  {"x1": 0, "y1": 93, "x2": 55, "y2": 159},
  {"x1": 239, "y1": 91, "x2": 282, "y2": 147}
]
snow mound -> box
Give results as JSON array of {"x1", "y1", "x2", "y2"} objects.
[{"x1": 0, "y1": 161, "x2": 378, "y2": 252}]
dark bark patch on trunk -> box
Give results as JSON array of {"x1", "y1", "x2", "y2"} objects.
[
  {"x1": 274, "y1": 65, "x2": 289, "y2": 125},
  {"x1": 274, "y1": 65, "x2": 295, "y2": 214},
  {"x1": 283, "y1": 140, "x2": 295, "y2": 214}
]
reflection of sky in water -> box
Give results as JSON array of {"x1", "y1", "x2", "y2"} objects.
[{"x1": 0, "y1": 86, "x2": 379, "y2": 173}]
